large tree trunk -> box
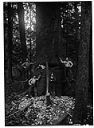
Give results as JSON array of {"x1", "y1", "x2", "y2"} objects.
[
  {"x1": 18, "y1": 3, "x2": 27, "y2": 62},
  {"x1": 36, "y1": 3, "x2": 66, "y2": 97},
  {"x1": 36, "y1": 3, "x2": 62, "y2": 96},
  {"x1": 73, "y1": 2, "x2": 92, "y2": 124},
  {"x1": 36, "y1": 3, "x2": 57, "y2": 95},
  {"x1": 36, "y1": 3, "x2": 58, "y2": 60}
]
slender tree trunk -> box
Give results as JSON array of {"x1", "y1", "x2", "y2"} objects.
[
  {"x1": 46, "y1": 61, "x2": 49, "y2": 95},
  {"x1": 18, "y1": 3, "x2": 27, "y2": 62},
  {"x1": 73, "y1": 2, "x2": 91, "y2": 124}
]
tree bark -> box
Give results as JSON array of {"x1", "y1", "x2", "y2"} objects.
[
  {"x1": 36, "y1": 3, "x2": 58, "y2": 60},
  {"x1": 73, "y1": 2, "x2": 92, "y2": 124}
]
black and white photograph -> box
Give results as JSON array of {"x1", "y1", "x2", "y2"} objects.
[{"x1": 3, "y1": 1, "x2": 93, "y2": 126}]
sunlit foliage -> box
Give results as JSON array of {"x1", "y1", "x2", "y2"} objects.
[
  {"x1": 11, "y1": 3, "x2": 22, "y2": 64},
  {"x1": 7, "y1": 3, "x2": 36, "y2": 64},
  {"x1": 60, "y1": 2, "x2": 81, "y2": 37},
  {"x1": 12, "y1": 3, "x2": 21, "y2": 45},
  {"x1": 23, "y1": 3, "x2": 36, "y2": 50},
  {"x1": 11, "y1": 2, "x2": 36, "y2": 50},
  {"x1": 4, "y1": 3, "x2": 8, "y2": 25}
]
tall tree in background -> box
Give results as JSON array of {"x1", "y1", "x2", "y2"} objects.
[
  {"x1": 7, "y1": 3, "x2": 13, "y2": 81},
  {"x1": 18, "y1": 3, "x2": 27, "y2": 62},
  {"x1": 73, "y1": 2, "x2": 92, "y2": 124}
]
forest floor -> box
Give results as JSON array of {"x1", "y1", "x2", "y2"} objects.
[
  {"x1": 5, "y1": 92, "x2": 75, "y2": 126},
  {"x1": 5, "y1": 80, "x2": 93, "y2": 126}
]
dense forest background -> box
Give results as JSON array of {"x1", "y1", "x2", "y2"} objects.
[{"x1": 4, "y1": 2, "x2": 93, "y2": 125}]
